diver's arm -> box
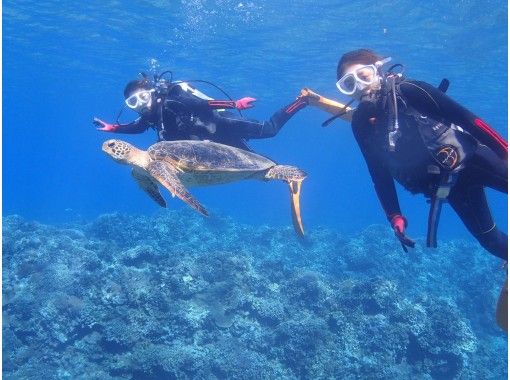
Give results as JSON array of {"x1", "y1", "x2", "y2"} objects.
[
  {"x1": 352, "y1": 119, "x2": 402, "y2": 220},
  {"x1": 117, "y1": 118, "x2": 152, "y2": 134},
  {"x1": 402, "y1": 80, "x2": 508, "y2": 159},
  {"x1": 172, "y1": 89, "x2": 231, "y2": 111},
  {"x1": 172, "y1": 86, "x2": 254, "y2": 112},
  {"x1": 366, "y1": 159, "x2": 403, "y2": 221},
  {"x1": 207, "y1": 98, "x2": 255, "y2": 110},
  {"x1": 214, "y1": 97, "x2": 308, "y2": 139},
  {"x1": 94, "y1": 117, "x2": 149, "y2": 134},
  {"x1": 300, "y1": 88, "x2": 354, "y2": 122},
  {"x1": 355, "y1": 115, "x2": 417, "y2": 250}
]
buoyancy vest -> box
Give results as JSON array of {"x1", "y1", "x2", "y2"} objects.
[
  {"x1": 378, "y1": 78, "x2": 478, "y2": 195},
  {"x1": 380, "y1": 77, "x2": 480, "y2": 247}
]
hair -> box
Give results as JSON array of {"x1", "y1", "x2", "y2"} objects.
[
  {"x1": 123, "y1": 78, "x2": 153, "y2": 99},
  {"x1": 337, "y1": 49, "x2": 384, "y2": 79}
]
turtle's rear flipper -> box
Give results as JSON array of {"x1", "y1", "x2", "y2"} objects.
[
  {"x1": 289, "y1": 180, "x2": 304, "y2": 237},
  {"x1": 265, "y1": 165, "x2": 306, "y2": 236},
  {"x1": 131, "y1": 169, "x2": 167, "y2": 208},
  {"x1": 148, "y1": 161, "x2": 209, "y2": 216}
]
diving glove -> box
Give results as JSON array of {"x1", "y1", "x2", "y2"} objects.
[
  {"x1": 235, "y1": 97, "x2": 256, "y2": 110},
  {"x1": 93, "y1": 117, "x2": 118, "y2": 132},
  {"x1": 299, "y1": 88, "x2": 320, "y2": 105},
  {"x1": 390, "y1": 214, "x2": 416, "y2": 252}
]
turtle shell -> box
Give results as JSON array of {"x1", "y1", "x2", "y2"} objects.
[{"x1": 147, "y1": 140, "x2": 276, "y2": 173}]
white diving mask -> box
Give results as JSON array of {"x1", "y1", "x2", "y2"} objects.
[
  {"x1": 336, "y1": 57, "x2": 392, "y2": 96},
  {"x1": 125, "y1": 89, "x2": 155, "y2": 110}
]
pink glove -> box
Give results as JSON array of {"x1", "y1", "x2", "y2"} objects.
[
  {"x1": 390, "y1": 214, "x2": 406, "y2": 234},
  {"x1": 93, "y1": 117, "x2": 118, "y2": 132},
  {"x1": 235, "y1": 97, "x2": 256, "y2": 110},
  {"x1": 390, "y1": 214, "x2": 415, "y2": 252}
]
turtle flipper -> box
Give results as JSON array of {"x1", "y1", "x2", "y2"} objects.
[
  {"x1": 265, "y1": 165, "x2": 306, "y2": 236},
  {"x1": 289, "y1": 180, "x2": 304, "y2": 237},
  {"x1": 148, "y1": 161, "x2": 209, "y2": 216},
  {"x1": 131, "y1": 169, "x2": 167, "y2": 208}
]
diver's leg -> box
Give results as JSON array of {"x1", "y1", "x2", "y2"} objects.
[
  {"x1": 448, "y1": 183, "x2": 508, "y2": 260},
  {"x1": 467, "y1": 144, "x2": 508, "y2": 193}
]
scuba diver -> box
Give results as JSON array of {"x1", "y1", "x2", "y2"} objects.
[
  {"x1": 93, "y1": 72, "x2": 308, "y2": 151},
  {"x1": 301, "y1": 48, "x2": 507, "y2": 260}
]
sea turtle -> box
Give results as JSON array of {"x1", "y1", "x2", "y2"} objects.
[{"x1": 102, "y1": 139, "x2": 307, "y2": 236}]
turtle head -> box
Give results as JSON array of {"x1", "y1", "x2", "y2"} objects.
[{"x1": 102, "y1": 139, "x2": 135, "y2": 164}]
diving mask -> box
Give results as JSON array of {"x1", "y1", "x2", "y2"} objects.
[
  {"x1": 336, "y1": 57, "x2": 392, "y2": 96},
  {"x1": 125, "y1": 89, "x2": 155, "y2": 110}
]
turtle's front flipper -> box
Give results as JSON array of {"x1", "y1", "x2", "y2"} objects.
[
  {"x1": 265, "y1": 165, "x2": 306, "y2": 236},
  {"x1": 148, "y1": 161, "x2": 209, "y2": 216},
  {"x1": 131, "y1": 169, "x2": 167, "y2": 208}
]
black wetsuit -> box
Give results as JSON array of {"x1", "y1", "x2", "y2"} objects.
[
  {"x1": 352, "y1": 80, "x2": 508, "y2": 259},
  {"x1": 114, "y1": 83, "x2": 307, "y2": 151}
]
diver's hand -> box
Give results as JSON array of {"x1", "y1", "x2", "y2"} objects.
[
  {"x1": 390, "y1": 214, "x2": 416, "y2": 252},
  {"x1": 299, "y1": 88, "x2": 321, "y2": 105},
  {"x1": 93, "y1": 117, "x2": 118, "y2": 132},
  {"x1": 235, "y1": 97, "x2": 256, "y2": 110}
]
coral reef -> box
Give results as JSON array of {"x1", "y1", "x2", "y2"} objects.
[{"x1": 3, "y1": 211, "x2": 507, "y2": 379}]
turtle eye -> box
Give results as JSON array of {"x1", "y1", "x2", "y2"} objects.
[{"x1": 108, "y1": 142, "x2": 115, "y2": 148}]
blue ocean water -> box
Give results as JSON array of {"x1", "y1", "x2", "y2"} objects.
[
  {"x1": 3, "y1": 1, "x2": 508, "y2": 379},
  {"x1": 4, "y1": 0, "x2": 507, "y2": 239}
]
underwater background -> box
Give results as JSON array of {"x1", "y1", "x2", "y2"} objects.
[{"x1": 3, "y1": 0, "x2": 508, "y2": 379}]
